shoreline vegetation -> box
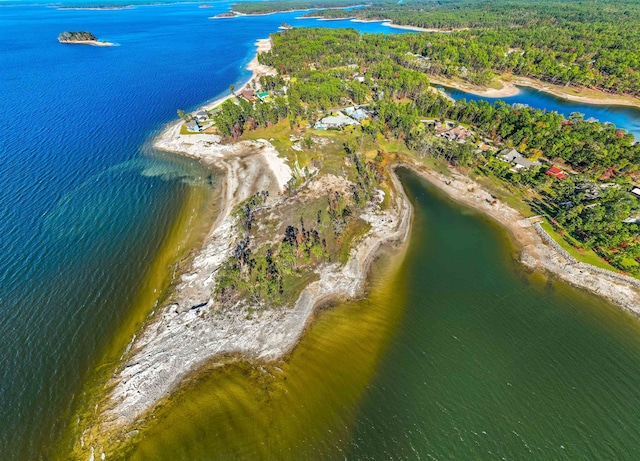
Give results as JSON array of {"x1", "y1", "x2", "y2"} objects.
[
  {"x1": 230, "y1": 2, "x2": 367, "y2": 16},
  {"x1": 212, "y1": 4, "x2": 366, "y2": 18},
  {"x1": 70, "y1": 23, "x2": 640, "y2": 459}
]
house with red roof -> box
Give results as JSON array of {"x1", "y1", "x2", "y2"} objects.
[{"x1": 545, "y1": 166, "x2": 567, "y2": 180}]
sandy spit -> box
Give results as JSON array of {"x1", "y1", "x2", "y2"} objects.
[
  {"x1": 98, "y1": 130, "x2": 412, "y2": 429},
  {"x1": 428, "y1": 75, "x2": 521, "y2": 98},
  {"x1": 380, "y1": 21, "x2": 466, "y2": 33},
  {"x1": 401, "y1": 160, "x2": 640, "y2": 317},
  {"x1": 96, "y1": 100, "x2": 412, "y2": 433},
  {"x1": 59, "y1": 40, "x2": 115, "y2": 47}
]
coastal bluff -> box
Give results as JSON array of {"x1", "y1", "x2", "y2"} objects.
[{"x1": 58, "y1": 31, "x2": 113, "y2": 46}]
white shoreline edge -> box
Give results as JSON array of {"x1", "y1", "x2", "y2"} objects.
[{"x1": 401, "y1": 161, "x2": 640, "y2": 317}]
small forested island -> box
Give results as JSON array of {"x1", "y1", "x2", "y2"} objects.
[
  {"x1": 58, "y1": 31, "x2": 113, "y2": 46},
  {"x1": 213, "y1": 11, "x2": 237, "y2": 18}
]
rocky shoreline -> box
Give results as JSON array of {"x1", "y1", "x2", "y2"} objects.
[
  {"x1": 402, "y1": 161, "x2": 640, "y2": 317},
  {"x1": 98, "y1": 128, "x2": 640, "y2": 441},
  {"x1": 94, "y1": 128, "x2": 413, "y2": 434}
]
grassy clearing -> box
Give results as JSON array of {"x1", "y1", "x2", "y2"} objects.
[
  {"x1": 468, "y1": 170, "x2": 534, "y2": 216},
  {"x1": 180, "y1": 124, "x2": 202, "y2": 135},
  {"x1": 540, "y1": 220, "x2": 620, "y2": 272},
  {"x1": 337, "y1": 219, "x2": 372, "y2": 264},
  {"x1": 281, "y1": 270, "x2": 320, "y2": 306}
]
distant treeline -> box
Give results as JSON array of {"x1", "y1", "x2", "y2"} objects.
[
  {"x1": 231, "y1": 0, "x2": 366, "y2": 14},
  {"x1": 239, "y1": 0, "x2": 640, "y2": 96},
  {"x1": 303, "y1": 0, "x2": 640, "y2": 28}
]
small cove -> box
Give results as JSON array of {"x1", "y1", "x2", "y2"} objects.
[{"x1": 443, "y1": 84, "x2": 640, "y2": 138}]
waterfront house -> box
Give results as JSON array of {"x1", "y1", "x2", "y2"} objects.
[
  {"x1": 545, "y1": 166, "x2": 568, "y2": 180},
  {"x1": 315, "y1": 113, "x2": 359, "y2": 130},
  {"x1": 500, "y1": 148, "x2": 539, "y2": 169},
  {"x1": 186, "y1": 120, "x2": 201, "y2": 132},
  {"x1": 195, "y1": 110, "x2": 209, "y2": 122},
  {"x1": 239, "y1": 89, "x2": 256, "y2": 101}
]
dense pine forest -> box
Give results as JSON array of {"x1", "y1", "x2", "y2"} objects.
[
  {"x1": 212, "y1": 26, "x2": 640, "y2": 273},
  {"x1": 233, "y1": 0, "x2": 640, "y2": 96},
  {"x1": 231, "y1": 0, "x2": 362, "y2": 14}
]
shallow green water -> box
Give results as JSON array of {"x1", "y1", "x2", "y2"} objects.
[{"x1": 128, "y1": 169, "x2": 640, "y2": 460}]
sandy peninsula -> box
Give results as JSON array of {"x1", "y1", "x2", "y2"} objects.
[
  {"x1": 381, "y1": 21, "x2": 466, "y2": 33},
  {"x1": 428, "y1": 75, "x2": 521, "y2": 98},
  {"x1": 79, "y1": 38, "x2": 412, "y2": 459}
]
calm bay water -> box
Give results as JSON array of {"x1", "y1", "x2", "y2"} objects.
[
  {"x1": 2, "y1": 2, "x2": 640, "y2": 460},
  {"x1": 444, "y1": 84, "x2": 640, "y2": 138},
  {"x1": 348, "y1": 171, "x2": 640, "y2": 460}
]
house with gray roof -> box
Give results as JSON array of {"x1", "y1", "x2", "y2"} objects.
[
  {"x1": 500, "y1": 148, "x2": 539, "y2": 170},
  {"x1": 185, "y1": 120, "x2": 202, "y2": 132},
  {"x1": 195, "y1": 110, "x2": 209, "y2": 122},
  {"x1": 315, "y1": 113, "x2": 359, "y2": 130}
]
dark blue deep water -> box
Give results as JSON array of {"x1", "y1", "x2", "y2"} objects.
[{"x1": 0, "y1": 3, "x2": 411, "y2": 459}]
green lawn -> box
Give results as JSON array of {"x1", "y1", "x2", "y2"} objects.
[
  {"x1": 539, "y1": 220, "x2": 621, "y2": 272},
  {"x1": 470, "y1": 171, "x2": 534, "y2": 216},
  {"x1": 180, "y1": 124, "x2": 203, "y2": 135}
]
